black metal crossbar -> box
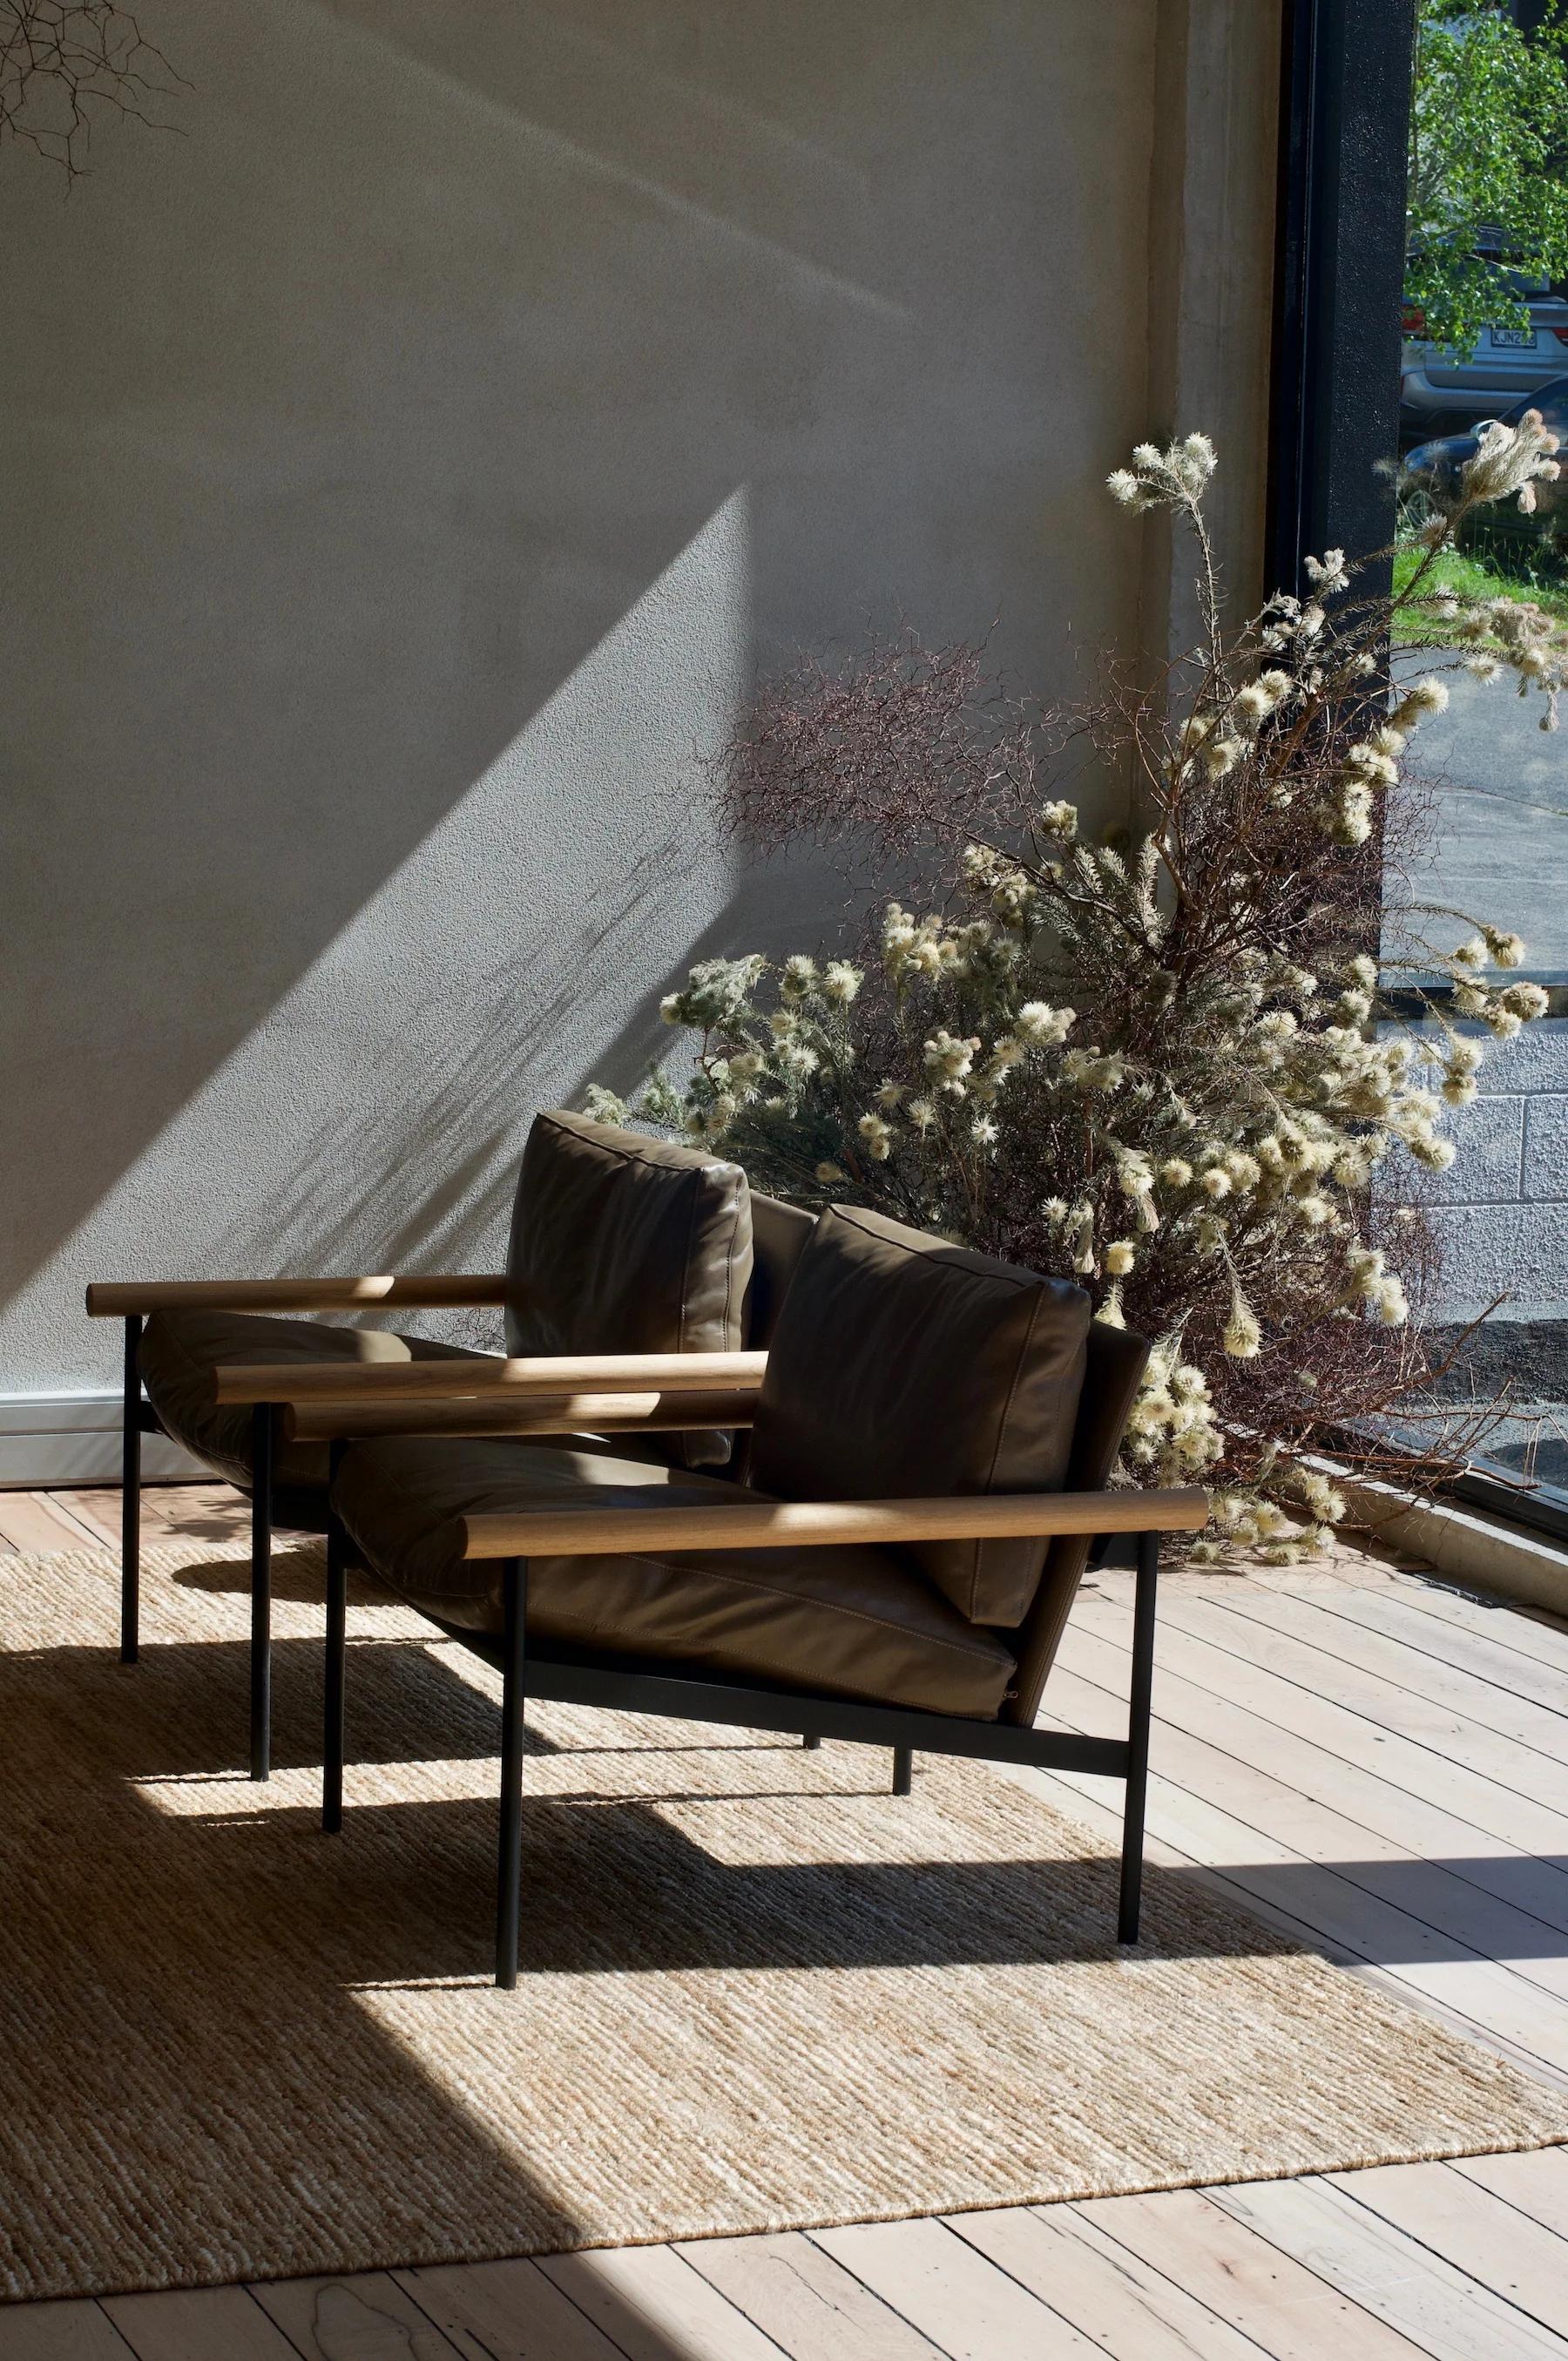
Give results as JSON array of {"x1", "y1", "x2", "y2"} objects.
[{"x1": 326, "y1": 1536, "x2": 1163, "y2": 1991}]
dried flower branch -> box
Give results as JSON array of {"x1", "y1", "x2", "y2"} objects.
[
  {"x1": 593, "y1": 423, "x2": 1563, "y2": 1557},
  {"x1": 1, "y1": 2, "x2": 186, "y2": 182}
]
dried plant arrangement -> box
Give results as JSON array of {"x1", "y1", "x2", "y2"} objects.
[{"x1": 592, "y1": 417, "x2": 1568, "y2": 1554}]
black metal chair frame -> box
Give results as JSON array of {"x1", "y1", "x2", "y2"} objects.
[
  {"x1": 119, "y1": 1322, "x2": 1165, "y2": 1993},
  {"x1": 120, "y1": 1322, "x2": 328, "y2": 1780},
  {"x1": 318, "y1": 1485, "x2": 1162, "y2": 1991}
]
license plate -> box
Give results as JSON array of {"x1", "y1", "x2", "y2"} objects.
[{"x1": 1493, "y1": 328, "x2": 1538, "y2": 348}]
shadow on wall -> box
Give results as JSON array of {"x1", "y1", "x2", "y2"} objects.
[{"x1": 0, "y1": 0, "x2": 1158, "y2": 1390}]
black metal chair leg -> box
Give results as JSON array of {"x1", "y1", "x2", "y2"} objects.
[
  {"x1": 323, "y1": 1443, "x2": 347, "y2": 1835},
  {"x1": 496, "y1": 1557, "x2": 528, "y2": 1990},
  {"x1": 892, "y1": 1745, "x2": 913, "y2": 1796},
  {"x1": 250, "y1": 1404, "x2": 274, "y2": 1783},
  {"x1": 120, "y1": 1316, "x2": 142, "y2": 1665},
  {"x1": 1118, "y1": 1528, "x2": 1159, "y2": 1945},
  {"x1": 802, "y1": 1734, "x2": 821, "y2": 1750}
]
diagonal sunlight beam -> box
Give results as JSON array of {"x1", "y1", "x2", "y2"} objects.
[
  {"x1": 8, "y1": 491, "x2": 754, "y2": 1384},
  {"x1": 313, "y1": 0, "x2": 911, "y2": 325}
]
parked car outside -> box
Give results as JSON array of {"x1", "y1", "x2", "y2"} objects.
[
  {"x1": 1402, "y1": 267, "x2": 1568, "y2": 436},
  {"x1": 1402, "y1": 374, "x2": 1568, "y2": 548}
]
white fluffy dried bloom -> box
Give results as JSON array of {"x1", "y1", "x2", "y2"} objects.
[
  {"x1": 1304, "y1": 548, "x2": 1348, "y2": 592},
  {"x1": 1392, "y1": 675, "x2": 1449, "y2": 727},
  {"x1": 1462, "y1": 408, "x2": 1562, "y2": 512},
  {"x1": 1108, "y1": 430, "x2": 1217, "y2": 513},
  {"x1": 1105, "y1": 1240, "x2": 1136, "y2": 1276},
  {"x1": 1407, "y1": 1129, "x2": 1456, "y2": 1170},
  {"x1": 1203, "y1": 734, "x2": 1244, "y2": 780},
  {"x1": 1013, "y1": 1000, "x2": 1075, "y2": 1046},
  {"x1": 1374, "y1": 1272, "x2": 1409, "y2": 1326},
  {"x1": 1342, "y1": 741, "x2": 1398, "y2": 787},
  {"x1": 822, "y1": 960, "x2": 863, "y2": 1004},
  {"x1": 856, "y1": 1112, "x2": 894, "y2": 1160},
  {"x1": 1328, "y1": 788, "x2": 1373, "y2": 846},
  {"x1": 923, "y1": 1030, "x2": 980, "y2": 1082},
  {"x1": 1286, "y1": 1466, "x2": 1346, "y2": 1525},
  {"x1": 1232, "y1": 681, "x2": 1275, "y2": 733},
  {"x1": 1223, "y1": 1286, "x2": 1262, "y2": 1359}
]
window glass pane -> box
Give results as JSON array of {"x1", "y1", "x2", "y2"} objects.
[{"x1": 1395, "y1": 3, "x2": 1568, "y2": 1512}]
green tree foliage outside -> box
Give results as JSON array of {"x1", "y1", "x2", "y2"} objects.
[{"x1": 1408, "y1": 1, "x2": 1568, "y2": 354}]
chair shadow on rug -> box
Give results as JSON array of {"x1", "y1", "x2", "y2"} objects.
[
  {"x1": 121, "y1": 1559, "x2": 1568, "y2": 1974},
  {"x1": 91, "y1": 1614, "x2": 1280, "y2": 1985}
]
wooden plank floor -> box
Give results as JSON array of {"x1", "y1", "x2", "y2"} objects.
[{"x1": 3, "y1": 1485, "x2": 1567, "y2": 2361}]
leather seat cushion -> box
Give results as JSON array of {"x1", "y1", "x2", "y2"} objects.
[
  {"x1": 139, "y1": 1309, "x2": 483, "y2": 1494},
  {"x1": 749, "y1": 1206, "x2": 1091, "y2": 1627},
  {"x1": 333, "y1": 1437, "x2": 1017, "y2": 1721},
  {"x1": 505, "y1": 1110, "x2": 753, "y2": 1471}
]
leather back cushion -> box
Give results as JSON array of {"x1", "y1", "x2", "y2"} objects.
[
  {"x1": 1006, "y1": 1319, "x2": 1152, "y2": 1725},
  {"x1": 506, "y1": 1111, "x2": 753, "y2": 1469},
  {"x1": 749, "y1": 1205, "x2": 1091, "y2": 1625}
]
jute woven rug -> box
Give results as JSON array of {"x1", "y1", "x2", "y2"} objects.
[{"x1": 3, "y1": 1537, "x2": 1565, "y2": 2303}]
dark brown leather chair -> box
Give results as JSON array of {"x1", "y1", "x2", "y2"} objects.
[
  {"x1": 267, "y1": 1205, "x2": 1204, "y2": 1986},
  {"x1": 86, "y1": 1112, "x2": 803, "y2": 1775}
]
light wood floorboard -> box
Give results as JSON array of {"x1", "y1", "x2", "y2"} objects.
[{"x1": 1, "y1": 1492, "x2": 1565, "y2": 2361}]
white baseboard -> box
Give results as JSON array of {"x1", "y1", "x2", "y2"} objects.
[{"x1": 0, "y1": 1395, "x2": 206, "y2": 1488}]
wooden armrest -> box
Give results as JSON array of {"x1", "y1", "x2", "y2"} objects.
[
  {"x1": 286, "y1": 1390, "x2": 759, "y2": 1443},
  {"x1": 86, "y1": 1275, "x2": 510, "y2": 1317},
  {"x1": 214, "y1": 1350, "x2": 767, "y2": 1406},
  {"x1": 460, "y1": 1486, "x2": 1209, "y2": 1560}
]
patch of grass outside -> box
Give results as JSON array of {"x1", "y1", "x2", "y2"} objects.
[{"x1": 1394, "y1": 541, "x2": 1568, "y2": 644}]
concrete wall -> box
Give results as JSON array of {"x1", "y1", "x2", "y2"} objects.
[
  {"x1": 1398, "y1": 1020, "x2": 1568, "y2": 1323},
  {"x1": 0, "y1": 0, "x2": 1281, "y2": 1425}
]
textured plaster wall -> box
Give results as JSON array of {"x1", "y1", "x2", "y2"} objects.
[{"x1": 0, "y1": 0, "x2": 1278, "y2": 1400}]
